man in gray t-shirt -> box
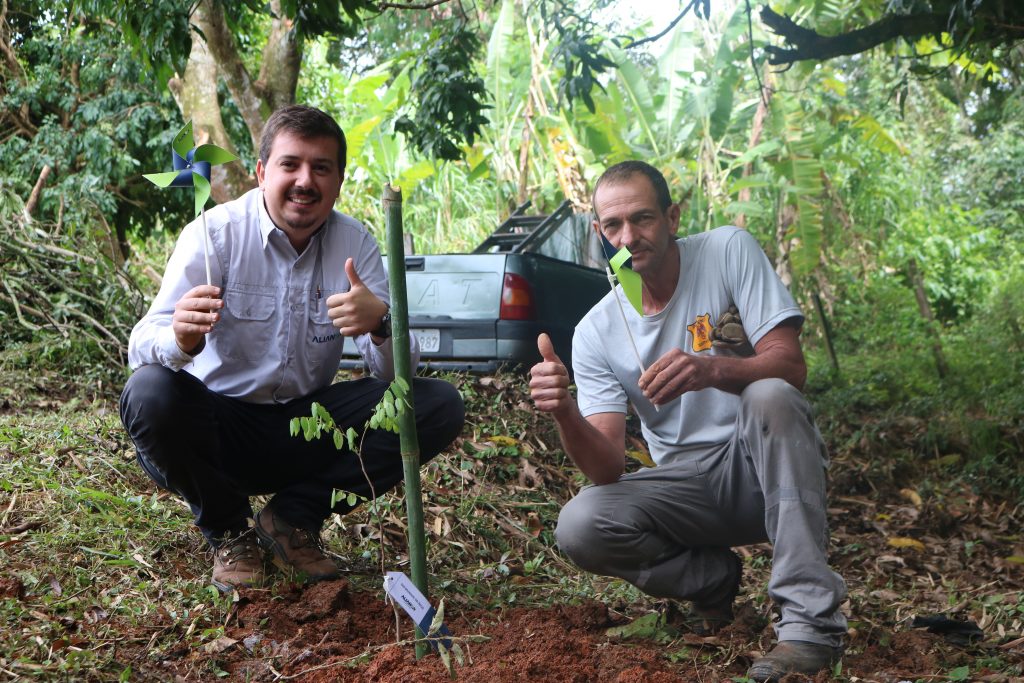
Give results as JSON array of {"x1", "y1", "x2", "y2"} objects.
[{"x1": 529, "y1": 161, "x2": 847, "y2": 682}]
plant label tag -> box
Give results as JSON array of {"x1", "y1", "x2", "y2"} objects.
[{"x1": 383, "y1": 571, "x2": 452, "y2": 650}]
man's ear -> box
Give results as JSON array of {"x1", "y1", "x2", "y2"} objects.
[
  {"x1": 255, "y1": 159, "x2": 266, "y2": 188},
  {"x1": 667, "y1": 202, "x2": 681, "y2": 232}
]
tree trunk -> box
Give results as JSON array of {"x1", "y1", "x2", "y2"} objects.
[
  {"x1": 907, "y1": 258, "x2": 949, "y2": 379},
  {"x1": 169, "y1": 0, "x2": 253, "y2": 203},
  {"x1": 812, "y1": 291, "x2": 840, "y2": 375},
  {"x1": 195, "y1": 0, "x2": 272, "y2": 154},
  {"x1": 22, "y1": 164, "x2": 51, "y2": 222},
  {"x1": 735, "y1": 72, "x2": 774, "y2": 228},
  {"x1": 257, "y1": 0, "x2": 303, "y2": 115}
]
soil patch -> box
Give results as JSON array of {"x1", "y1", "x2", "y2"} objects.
[{"x1": 117, "y1": 578, "x2": 1022, "y2": 681}]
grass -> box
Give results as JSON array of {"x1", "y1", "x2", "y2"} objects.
[
  {"x1": 1, "y1": 363, "x2": 1023, "y2": 680},
  {"x1": 0, "y1": 369, "x2": 606, "y2": 679}
]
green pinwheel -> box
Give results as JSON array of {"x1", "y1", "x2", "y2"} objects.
[
  {"x1": 599, "y1": 230, "x2": 658, "y2": 410},
  {"x1": 144, "y1": 120, "x2": 238, "y2": 216},
  {"x1": 600, "y1": 231, "x2": 643, "y2": 316},
  {"x1": 144, "y1": 121, "x2": 238, "y2": 284}
]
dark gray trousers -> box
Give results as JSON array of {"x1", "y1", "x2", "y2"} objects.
[
  {"x1": 120, "y1": 365, "x2": 464, "y2": 545},
  {"x1": 555, "y1": 379, "x2": 847, "y2": 647}
]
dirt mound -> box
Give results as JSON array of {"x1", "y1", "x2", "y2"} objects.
[{"x1": 150, "y1": 579, "x2": 760, "y2": 681}]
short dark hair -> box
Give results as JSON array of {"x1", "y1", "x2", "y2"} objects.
[
  {"x1": 259, "y1": 105, "x2": 347, "y2": 172},
  {"x1": 592, "y1": 161, "x2": 672, "y2": 218}
]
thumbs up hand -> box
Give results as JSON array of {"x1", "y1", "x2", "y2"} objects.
[
  {"x1": 530, "y1": 333, "x2": 572, "y2": 416},
  {"x1": 326, "y1": 258, "x2": 389, "y2": 338}
]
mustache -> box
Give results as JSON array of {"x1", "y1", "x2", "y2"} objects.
[{"x1": 287, "y1": 189, "x2": 320, "y2": 200}]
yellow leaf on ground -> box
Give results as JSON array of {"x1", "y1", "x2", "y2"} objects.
[
  {"x1": 626, "y1": 449, "x2": 656, "y2": 468},
  {"x1": 488, "y1": 435, "x2": 519, "y2": 447},
  {"x1": 887, "y1": 537, "x2": 925, "y2": 551},
  {"x1": 1005, "y1": 555, "x2": 1024, "y2": 564},
  {"x1": 899, "y1": 488, "x2": 923, "y2": 506}
]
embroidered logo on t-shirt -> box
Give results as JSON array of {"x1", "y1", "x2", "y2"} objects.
[{"x1": 687, "y1": 313, "x2": 713, "y2": 352}]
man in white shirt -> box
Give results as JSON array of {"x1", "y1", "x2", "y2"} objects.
[
  {"x1": 529, "y1": 161, "x2": 846, "y2": 681},
  {"x1": 120, "y1": 105, "x2": 464, "y2": 590}
]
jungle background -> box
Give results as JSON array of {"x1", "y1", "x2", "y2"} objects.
[{"x1": 1, "y1": 0, "x2": 1023, "y2": 680}]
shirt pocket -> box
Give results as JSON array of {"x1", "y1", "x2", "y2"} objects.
[
  {"x1": 218, "y1": 288, "x2": 276, "y2": 361},
  {"x1": 307, "y1": 299, "x2": 339, "y2": 367}
]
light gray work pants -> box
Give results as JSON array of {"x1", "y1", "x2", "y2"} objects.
[{"x1": 555, "y1": 379, "x2": 847, "y2": 647}]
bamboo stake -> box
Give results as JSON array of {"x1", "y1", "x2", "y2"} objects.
[{"x1": 382, "y1": 183, "x2": 429, "y2": 660}]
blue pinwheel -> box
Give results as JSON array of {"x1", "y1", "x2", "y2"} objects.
[{"x1": 144, "y1": 120, "x2": 238, "y2": 284}]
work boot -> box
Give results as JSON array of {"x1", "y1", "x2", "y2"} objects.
[
  {"x1": 665, "y1": 551, "x2": 742, "y2": 635},
  {"x1": 747, "y1": 641, "x2": 843, "y2": 682},
  {"x1": 211, "y1": 528, "x2": 264, "y2": 592},
  {"x1": 254, "y1": 506, "x2": 340, "y2": 582}
]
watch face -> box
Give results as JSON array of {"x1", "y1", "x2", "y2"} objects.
[{"x1": 376, "y1": 311, "x2": 392, "y2": 338}]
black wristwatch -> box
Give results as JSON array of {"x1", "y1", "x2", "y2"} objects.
[{"x1": 372, "y1": 305, "x2": 392, "y2": 339}]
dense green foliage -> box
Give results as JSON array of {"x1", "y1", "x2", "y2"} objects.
[{"x1": 2, "y1": 0, "x2": 1022, "y2": 497}]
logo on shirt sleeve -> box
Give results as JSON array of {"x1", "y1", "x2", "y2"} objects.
[{"x1": 687, "y1": 313, "x2": 713, "y2": 352}]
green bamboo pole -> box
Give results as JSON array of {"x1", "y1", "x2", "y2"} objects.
[{"x1": 382, "y1": 183, "x2": 429, "y2": 660}]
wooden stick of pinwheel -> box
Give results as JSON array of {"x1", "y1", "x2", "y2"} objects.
[
  {"x1": 143, "y1": 121, "x2": 238, "y2": 286},
  {"x1": 599, "y1": 231, "x2": 659, "y2": 412}
]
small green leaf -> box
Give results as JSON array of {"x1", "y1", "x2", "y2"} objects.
[
  {"x1": 345, "y1": 427, "x2": 358, "y2": 451},
  {"x1": 289, "y1": 417, "x2": 300, "y2": 437},
  {"x1": 429, "y1": 599, "x2": 446, "y2": 635},
  {"x1": 606, "y1": 612, "x2": 664, "y2": 640},
  {"x1": 437, "y1": 642, "x2": 453, "y2": 677},
  {"x1": 332, "y1": 429, "x2": 343, "y2": 451},
  {"x1": 949, "y1": 666, "x2": 971, "y2": 681}
]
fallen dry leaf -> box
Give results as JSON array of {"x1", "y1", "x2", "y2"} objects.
[{"x1": 888, "y1": 537, "x2": 926, "y2": 551}]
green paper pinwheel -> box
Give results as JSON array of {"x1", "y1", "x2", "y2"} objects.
[
  {"x1": 144, "y1": 120, "x2": 238, "y2": 216},
  {"x1": 143, "y1": 121, "x2": 238, "y2": 285},
  {"x1": 599, "y1": 231, "x2": 658, "y2": 410},
  {"x1": 600, "y1": 231, "x2": 643, "y2": 316}
]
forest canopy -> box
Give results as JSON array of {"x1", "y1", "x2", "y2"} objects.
[{"x1": 2, "y1": 0, "x2": 1023, "y2": 424}]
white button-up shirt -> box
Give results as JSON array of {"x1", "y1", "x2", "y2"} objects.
[{"x1": 127, "y1": 188, "x2": 419, "y2": 404}]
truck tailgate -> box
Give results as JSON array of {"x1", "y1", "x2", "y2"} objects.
[{"x1": 399, "y1": 254, "x2": 506, "y2": 364}]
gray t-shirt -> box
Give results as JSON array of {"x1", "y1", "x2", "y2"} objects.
[{"x1": 573, "y1": 226, "x2": 802, "y2": 465}]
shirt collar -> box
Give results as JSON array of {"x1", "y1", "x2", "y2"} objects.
[{"x1": 256, "y1": 190, "x2": 276, "y2": 249}]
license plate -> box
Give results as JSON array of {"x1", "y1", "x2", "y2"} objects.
[{"x1": 413, "y1": 328, "x2": 441, "y2": 353}]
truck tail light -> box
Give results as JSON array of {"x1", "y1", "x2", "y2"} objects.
[{"x1": 500, "y1": 273, "x2": 536, "y2": 320}]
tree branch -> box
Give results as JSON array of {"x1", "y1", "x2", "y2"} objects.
[
  {"x1": 625, "y1": 0, "x2": 699, "y2": 50},
  {"x1": 377, "y1": 0, "x2": 449, "y2": 9},
  {"x1": 23, "y1": 165, "x2": 51, "y2": 222},
  {"x1": 760, "y1": 5, "x2": 947, "y2": 66}
]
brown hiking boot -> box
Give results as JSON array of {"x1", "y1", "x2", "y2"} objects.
[
  {"x1": 254, "y1": 507, "x2": 340, "y2": 582},
  {"x1": 211, "y1": 528, "x2": 264, "y2": 592},
  {"x1": 747, "y1": 641, "x2": 843, "y2": 682}
]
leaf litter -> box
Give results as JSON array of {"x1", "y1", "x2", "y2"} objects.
[{"x1": 0, "y1": 371, "x2": 1022, "y2": 681}]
